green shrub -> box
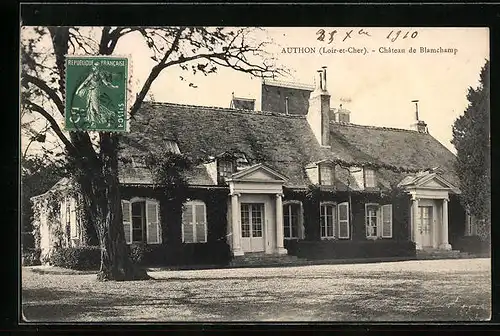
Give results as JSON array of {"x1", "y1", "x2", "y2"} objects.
[
  {"x1": 49, "y1": 246, "x2": 101, "y2": 270},
  {"x1": 22, "y1": 248, "x2": 41, "y2": 266}
]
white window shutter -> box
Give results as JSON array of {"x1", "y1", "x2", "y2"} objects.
[
  {"x1": 121, "y1": 200, "x2": 132, "y2": 244},
  {"x1": 146, "y1": 200, "x2": 160, "y2": 244},
  {"x1": 60, "y1": 198, "x2": 66, "y2": 228},
  {"x1": 182, "y1": 204, "x2": 194, "y2": 243},
  {"x1": 337, "y1": 202, "x2": 350, "y2": 239},
  {"x1": 381, "y1": 204, "x2": 393, "y2": 238},
  {"x1": 70, "y1": 198, "x2": 78, "y2": 239},
  {"x1": 194, "y1": 203, "x2": 207, "y2": 243}
]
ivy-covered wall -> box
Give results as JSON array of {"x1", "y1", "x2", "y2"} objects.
[
  {"x1": 283, "y1": 186, "x2": 411, "y2": 242},
  {"x1": 448, "y1": 194, "x2": 467, "y2": 246},
  {"x1": 120, "y1": 185, "x2": 231, "y2": 265}
]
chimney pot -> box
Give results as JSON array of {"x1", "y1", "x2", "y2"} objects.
[{"x1": 322, "y1": 66, "x2": 327, "y2": 91}]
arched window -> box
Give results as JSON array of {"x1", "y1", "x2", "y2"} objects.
[
  {"x1": 182, "y1": 200, "x2": 207, "y2": 243},
  {"x1": 121, "y1": 198, "x2": 161, "y2": 244}
]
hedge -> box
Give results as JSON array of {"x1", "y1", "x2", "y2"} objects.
[
  {"x1": 49, "y1": 246, "x2": 101, "y2": 270},
  {"x1": 22, "y1": 248, "x2": 41, "y2": 266},
  {"x1": 452, "y1": 235, "x2": 490, "y2": 256},
  {"x1": 285, "y1": 239, "x2": 416, "y2": 260},
  {"x1": 47, "y1": 242, "x2": 232, "y2": 270},
  {"x1": 128, "y1": 241, "x2": 231, "y2": 267}
]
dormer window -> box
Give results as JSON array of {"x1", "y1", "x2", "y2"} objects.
[
  {"x1": 234, "y1": 152, "x2": 250, "y2": 172},
  {"x1": 131, "y1": 156, "x2": 147, "y2": 168},
  {"x1": 319, "y1": 164, "x2": 335, "y2": 186},
  {"x1": 364, "y1": 168, "x2": 376, "y2": 188},
  {"x1": 217, "y1": 158, "x2": 236, "y2": 184}
]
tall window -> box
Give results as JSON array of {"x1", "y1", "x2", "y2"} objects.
[
  {"x1": 241, "y1": 203, "x2": 264, "y2": 238},
  {"x1": 131, "y1": 201, "x2": 145, "y2": 242},
  {"x1": 217, "y1": 159, "x2": 235, "y2": 183},
  {"x1": 122, "y1": 198, "x2": 161, "y2": 244},
  {"x1": 465, "y1": 213, "x2": 478, "y2": 236},
  {"x1": 364, "y1": 168, "x2": 376, "y2": 188},
  {"x1": 320, "y1": 203, "x2": 336, "y2": 238},
  {"x1": 68, "y1": 197, "x2": 78, "y2": 239},
  {"x1": 182, "y1": 200, "x2": 207, "y2": 243},
  {"x1": 319, "y1": 164, "x2": 335, "y2": 186},
  {"x1": 365, "y1": 203, "x2": 392, "y2": 239},
  {"x1": 283, "y1": 202, "x2": 301, "y2": 239},
  {"x1": 365, "y1": 204, "x2": 379, "y2": 238}
]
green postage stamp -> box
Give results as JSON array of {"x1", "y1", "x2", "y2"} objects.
[{"x1": 65, "y1": 56, "x2": 129, "y2": 132}]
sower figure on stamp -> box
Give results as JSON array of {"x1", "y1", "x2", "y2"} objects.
[{"x1": 75, "y1": 61, "x2": 119, "y2": 126}]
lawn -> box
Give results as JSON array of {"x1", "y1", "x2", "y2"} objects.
[{"x1": 22, "y1": 258, "x2": 491, "y2": 322}]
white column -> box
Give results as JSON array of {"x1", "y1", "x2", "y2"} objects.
[
  {"x1": 431, "y1": 204, "x2": 439, "y2": 249},
  {"x1": 440, "y1": 198, "x2": 452, "y2": 250},
  {"x1": 231, "y1": 193, "x2": 244, "y2": 256},
  {"x1": 412, "y1": 197, "x2": 421, "y2": 250},
  {"x1": 275, "y1": 193, "x2": 287, "y2": 255}
]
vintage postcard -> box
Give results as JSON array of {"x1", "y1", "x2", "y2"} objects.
[{"x1": 20, "y1": 26, "x2": 490, "y2": 322}]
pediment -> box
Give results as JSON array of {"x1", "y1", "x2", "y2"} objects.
[
  {"x1": 399, "y1": 172, "x2": 458, "y2": 192},
  {"x1": 229, "y1": 164, "x2": 288, "y2": 182},
  {"x1": 421, "y1": 178, "x2": 449, "y2": 189}
]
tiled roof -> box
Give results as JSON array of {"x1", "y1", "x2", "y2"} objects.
[
  {"x1": 231, "y1": 97, "x2": 255, "y2": 111},
  {"x1": 118, "y1": 102, "x2": 325, "y2": 188},
  {"x1": 329, "y1": 123, "x2": 459, "y2": 186},
  {"x1": 118, "y1": 101, "x2": 458, "y2": 190}
]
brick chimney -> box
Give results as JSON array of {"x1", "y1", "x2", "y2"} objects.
[
  {"x1": 307, "y1": 66, "x2": 331, "y2": 146},
  {"x1": 411, "y1": 100, "x2": 428, "y2": 133}
]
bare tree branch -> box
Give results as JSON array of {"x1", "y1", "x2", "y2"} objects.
[
  {"x1": 25, "y1": 100, "x2": 74, "y2": 153},
  {"x1": 22, "y1": 73, "x2": 65, "y2": 115},
  {"x1": 129, "y1": 28, "x2": 184, "y2": 117}
]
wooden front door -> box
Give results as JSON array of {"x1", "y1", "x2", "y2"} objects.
[
  {"x1": 240, "y1": 203, "x2": 265, "y2": 252},
  {"x1": 418, "y1": 206, "x2": 433, "y2": 248}
]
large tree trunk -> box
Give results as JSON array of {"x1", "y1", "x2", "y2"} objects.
[
  {"x1": 74, "y1": 133, "x2": 150, "y2": 281},
  {"x1": 97, "y1": 134, "x2": 150, "y2": 281}
]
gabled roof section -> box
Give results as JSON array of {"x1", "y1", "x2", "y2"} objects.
[
  {"x1": 398, "y1": 171, "x2": 460, "y2": 193},
  {"x1": 231, "y1": 96, "x2": 255, "y2": 111},
  {"x1": 328, "y1": 122, "x2": 459, "y2": 186},
  {"x1": 228, "y1": 163, "x2": 288, "y2": 182},
  {"x1": 30, "y1": 177, "x2": 73, "y2": 202},
  {"x1": 118, "y1": 101, "x2": 326, "y2": 188},
  {"x1": 305, "y1": 159, "x2": 337, "y2": 169}
]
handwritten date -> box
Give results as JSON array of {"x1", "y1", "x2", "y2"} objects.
[{"x1": 316, "y1": 29, "x2": 418, "y2": 43}]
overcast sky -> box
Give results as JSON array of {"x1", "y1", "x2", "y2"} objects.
[
  {"x1": 116, "y1": 27, "x2": 488, "y2": 153},
  {"x1": 22, "y1": 27, "x2": 489, "y2": 155}
]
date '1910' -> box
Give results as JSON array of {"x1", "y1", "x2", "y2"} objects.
[{"x1": 316, "y1": 29, "x2": 419, "y2": 44}]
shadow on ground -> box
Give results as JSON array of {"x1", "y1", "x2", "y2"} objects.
[{"x1": 21, "y1": 263, "x2": 491, "y2": 322}]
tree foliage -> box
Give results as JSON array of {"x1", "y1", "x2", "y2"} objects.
[
  {"x1": 20, "y1": 26, "x2": 283, "y2": 280},
  {"x1": 21, "y1": 157, "x2": 65, "y2": 239},
  {"x1": 451, "y1": 59, "x2": 490, "y2": 240}
]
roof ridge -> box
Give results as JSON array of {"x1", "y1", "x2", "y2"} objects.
[
  {"x1": 263, "y1": 79, "x2": 315, "y2": 91},
  {"x1": 330, "y1": 121, "x2": 424, "y2": 134},
  {"x1": 146, "y1": 101, "x2": 306, "y2": 119},
  {"x1": 232, "y1": 96, "x2": 255, "y2": 102}
]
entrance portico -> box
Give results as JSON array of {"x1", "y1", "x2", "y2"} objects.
[
  {"x1": 226, "y1": 164, "x2": 288, "y2": 256},
  {"x1": 399, "y1": 171, "x2": 460, "y2": 251}
]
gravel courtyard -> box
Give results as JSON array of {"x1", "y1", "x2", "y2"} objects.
[{"x1": 22, "y1": 258, "x2": 491, "y2": 322}]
